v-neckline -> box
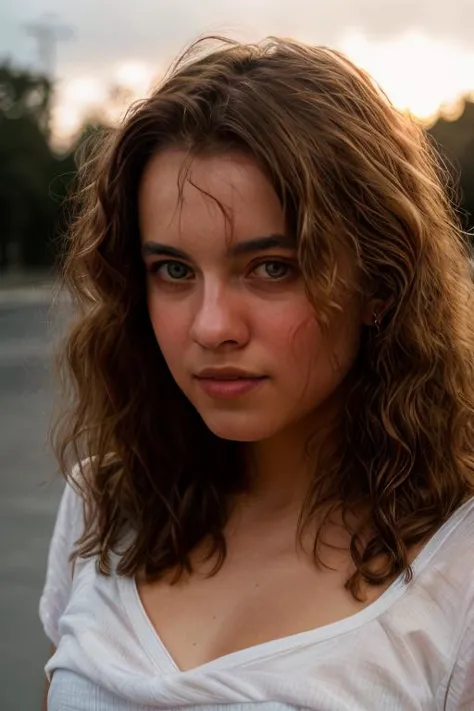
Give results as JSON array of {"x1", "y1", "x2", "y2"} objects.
[{"x1": 118, "y1": 496, "x2": 474, "y2": 676}]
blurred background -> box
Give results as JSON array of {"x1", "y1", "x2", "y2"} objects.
[{"x1": 1, "y1": 1, "x2": 474, "y2": 708}]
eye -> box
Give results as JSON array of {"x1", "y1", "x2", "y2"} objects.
[
  {"x1": 148, "y1": 260, "x2": 193, "y2": 281},
  {"x1": 251, "y1": 260, "x2": 295, "y2": 280}
]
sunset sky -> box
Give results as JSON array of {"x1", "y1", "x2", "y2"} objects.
[{"x1": 1, "y1": 0, "x2": 474, "y2": 146}]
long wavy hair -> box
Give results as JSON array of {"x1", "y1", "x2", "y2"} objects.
[{"x1": 52, "y1": 36, "x2": 474, "y2": 598}]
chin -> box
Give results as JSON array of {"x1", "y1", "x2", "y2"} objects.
[{"x1": 199, "y1": 411, "x2": 278, "y2": 442}]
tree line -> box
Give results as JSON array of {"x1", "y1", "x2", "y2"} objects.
[{"x1": 0, "y1": 62, "x2": 473, "y2": 271}]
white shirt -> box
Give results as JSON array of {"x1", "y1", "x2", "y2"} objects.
[{"x1": 40, "y1": 481, "x2": 474, "y2": 710}]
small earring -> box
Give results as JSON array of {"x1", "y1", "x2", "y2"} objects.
[{"x1": 372, "y1": 312, "x2": 380, "y2": 332}]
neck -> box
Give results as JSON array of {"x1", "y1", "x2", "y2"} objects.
[{"x1": 241, "y1": 407, "x2": 340, "y2": 518}]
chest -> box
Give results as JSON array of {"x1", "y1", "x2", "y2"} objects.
[{"x1": 137, "y1": 526, "x2": 376, "y2": 671}]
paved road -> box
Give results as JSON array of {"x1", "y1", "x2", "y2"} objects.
[{"x1": 0, "y1": 288, "x2": 68, "y2": 709}]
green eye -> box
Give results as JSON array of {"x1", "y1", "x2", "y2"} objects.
[
  {"x1": 263, "y1": 261, "x2": 290, "y2": 278},
  {"x1": 252, "y1": 260, "x2": 293, "y2": 279},
  {"x1": 165, "y1": 262, "x2": 190, "y2": 279},
  {"x1": 149, "y1": 260, "x2": 192, "y2": 280}
]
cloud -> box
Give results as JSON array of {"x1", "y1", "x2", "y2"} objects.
[{"x1": 2, "y1": 0, "x2": 474, "y2": 77}]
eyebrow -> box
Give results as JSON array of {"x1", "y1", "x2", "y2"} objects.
[{"x1": 141, "y1": 234, "x2": 296, "y2": 260}]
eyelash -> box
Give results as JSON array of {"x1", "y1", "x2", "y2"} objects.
[{"x1": 146, "y1": 259, "x2": 297, "y2": 283}]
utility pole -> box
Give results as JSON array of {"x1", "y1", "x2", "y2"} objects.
[{"x1": 24, "y1": 13, "x2": 74, "y2": 79}]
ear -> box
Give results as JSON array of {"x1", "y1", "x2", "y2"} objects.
[{"x1": 361, "y1": 297, "x2": 391, "y2": 327}]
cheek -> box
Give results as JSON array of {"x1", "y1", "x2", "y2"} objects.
[
  {"x1": 273, "y1": 303, "x2": 361, "y2": 387},
  {"x1": 287, "y1": 317, "x2": 325, "y2": 377},
  {"x1": 267, "y1": 302, "x2": 321, "y2": 361},
  {"x1": 261, "y1": 307, "x2": 326, "y2": 397},
  {"x1": 147, "y1": 299, "x2": 187, "y2": 360}
]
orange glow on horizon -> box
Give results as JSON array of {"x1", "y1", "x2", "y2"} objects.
[{"x1": 51, "y1": 32, "x2": 474, "y2": 150}]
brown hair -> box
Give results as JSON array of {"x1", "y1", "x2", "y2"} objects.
[{"x1": 53, "y1": 36, "x2": 474, "y2": 597}]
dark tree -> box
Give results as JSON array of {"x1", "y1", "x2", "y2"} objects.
[
  {"x1": 0, "y1": 63, "x2": 75, "y2": 269},
  {"x1": 429, "y1": 100, "x2": 474, "y2": 234}
]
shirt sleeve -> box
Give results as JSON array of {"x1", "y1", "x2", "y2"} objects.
[
  {"x1": 39, "y1": 475, "x2": 85, "y2": 646},
  {"x1": 445, "y1": 604, "x2": 474, "y2": 710}
]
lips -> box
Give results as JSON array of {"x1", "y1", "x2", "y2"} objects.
[
  {"x1": 194, "y1": 370, "x2": 268, "y2": 399},
  {"x1": 197, "y1": 374, "x2": 263, "y2": 381},
  {"x1": 195, "y1": 367, "x2": 265, "y2": 380}
]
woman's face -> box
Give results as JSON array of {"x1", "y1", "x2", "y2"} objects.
[{"x1": 139, "y1": 149, "x2": 366, "y2": 442}]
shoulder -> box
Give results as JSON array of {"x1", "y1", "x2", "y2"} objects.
[
  {"x1": 39, "y1": 459, "x2": 94, "y2": 645},
  {"x1": 391, "y1": 499, "x2": 474, "y2": 631},
  {"x1": 59, "y1": 455, "x2": 113, "y2": 522},
  {"x1": 408, "y1": 497, "x2": 474, "y2": 624},
  {"x1": 434, "y1": 500, "x2": 474, "y2": 708},
  {"x1": 430, "y1": 496, "x2": 474, "y2": 578},
  {"x1": 421, "y1": 497, "x2": 474, "y2": 579},
  {"x1": 54, "y1": 460, "x2": 92, "y2": 534}
]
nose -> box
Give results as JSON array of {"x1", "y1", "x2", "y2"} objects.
[{"x1": 189, "y1": 280, "x2": 250, "y2": 351}]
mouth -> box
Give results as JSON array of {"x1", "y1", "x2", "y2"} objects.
[
  {"x1": 194, "y1": 370, "x2": 268, "y2": 398},
  {"x1": 195, "y1": 368, "x2": 265, "y2": 380}
]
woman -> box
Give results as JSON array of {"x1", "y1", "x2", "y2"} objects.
[{"x1": 40, "y1": 36, "x2": 474, "y2": 710}]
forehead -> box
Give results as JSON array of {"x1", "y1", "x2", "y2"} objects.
[{"x1": 138, "y1": 149, "x2": 287, "y2": 247}]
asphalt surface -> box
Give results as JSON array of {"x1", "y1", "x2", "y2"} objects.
[{"x1": 0, "y1": 286, "x2": 67, "y2": 710}]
